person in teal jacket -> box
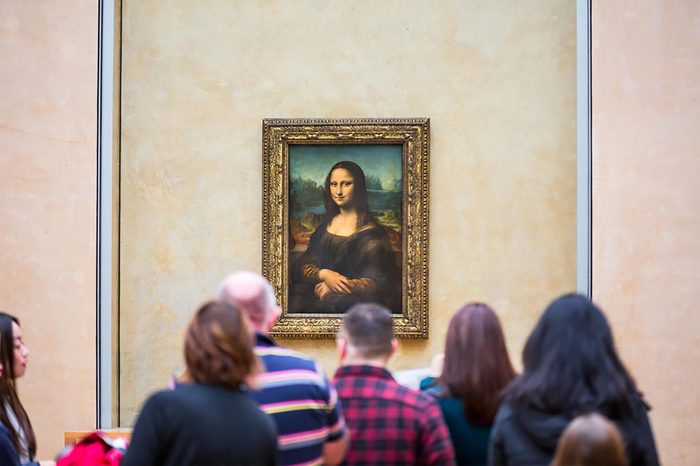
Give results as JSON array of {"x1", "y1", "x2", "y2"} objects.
[{"x1": 421, "y1": 303, "x2": 516, "y2": 466}]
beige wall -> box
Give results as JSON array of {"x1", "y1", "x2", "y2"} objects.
[
  {"x1": 592, "y1": 1, "x2": 700, "y2": 465},
  {"x1": 5, "y1": 0, "x2": 698, "y2": 463},
  {"x1": 119, "y1": 0, "x2": 577, "y2": 423},
  {"x1": 0, "y1": 1, "x2": 98, "y2": 460}
]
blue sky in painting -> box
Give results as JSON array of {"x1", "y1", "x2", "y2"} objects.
[{"x1": 289, "y1": 144, "x2": 402, "y2": 192}]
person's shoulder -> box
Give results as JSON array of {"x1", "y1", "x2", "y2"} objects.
[
  {"x1": 147, "y1": 383, "x2": 228, "y2": 405},
  {"x1": 0, "y1": 423, "x2": 19, "y2": 466},
  {"x1": 129, "y1": 388, "x2": 180, "y2": 426},
  {"x1": 419, "y1": 376, "x2": 446, "y2": 397},
  {"x1": 390, "y1": 385, "x2": 449, "y2": 428},
  {"x1": 255, "y1": 346, "x2": 329, "y2": 388},
  {"x1": 256, "y1": 344, "x2": 320, "y2": 368},
  {"x1": 496, "y1": 399, "x2": 515, "y2": 417},
  {"x1": 615, "y1": 389, "x2": 654, "y2": 424},
  {"x1": 387, "y1": 380, "x2": 441, "y2": 410},
  {"x1": 141, "y1": 385, "x2": 202, "y2": 413},
  {"x1": 143, "y1": 387, "x2": 177, "y2": 404},
  {"x1": 631, "y1": 390, "x2": 652, "y2": 411},
  {"x1": 0, "y1": 423, "x2": 14, "y2": 447},
  {"x1": 414, "y1": 385, "x2": 444, "y2": 407}
]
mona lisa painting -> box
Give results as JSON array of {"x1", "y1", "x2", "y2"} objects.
[{"x1": 262, "y1": 118, "x2": 429, "y2": 338}]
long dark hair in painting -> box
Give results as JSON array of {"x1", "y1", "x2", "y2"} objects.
[{"x1": 322, "y1": 160, "x2": 372, "y2": 228}]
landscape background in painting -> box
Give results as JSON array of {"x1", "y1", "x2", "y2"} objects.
[
  {"x1": 289, "y1": 144, "x2": 403, "y2": 253},
  {"x1": 288, "y1": 143, "x2": 403, "y2": 312}
]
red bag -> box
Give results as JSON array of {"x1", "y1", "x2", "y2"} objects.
[{"x1": 57, "y1": 431, "x2": 126, "y2": 466}]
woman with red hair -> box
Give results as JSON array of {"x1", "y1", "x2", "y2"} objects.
[
  {"x1": 123, "y1": 301, "x2": 277, "y2": 465},
  {"x1": 421, "y1": 303, "x2": 516, "y2": 465}
]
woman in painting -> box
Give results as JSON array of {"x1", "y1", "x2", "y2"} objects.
[{"x1": 291, "y1": 160, "x2": 401, "y2": 314}]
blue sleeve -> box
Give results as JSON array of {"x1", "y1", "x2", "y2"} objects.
[{"x1": 0, "y1": 426, "x2": 21, "y2": 466}]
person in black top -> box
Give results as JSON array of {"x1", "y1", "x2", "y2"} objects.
[
  {"x1": 489, "y1": 294, "x2": 659, "y2": 466},
  {"x1": 122, "y1": 300, "x2": 278, "y2": 466}
]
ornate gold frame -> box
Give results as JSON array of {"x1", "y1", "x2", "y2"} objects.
[{"x1": 262, "y1": 118, "x2": 430, "y2": 338}]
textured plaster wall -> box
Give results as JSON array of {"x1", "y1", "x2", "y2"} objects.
[
  {"x1": 120, "y1": 1, "x2": 577, "y2": 423},
  {"x1": 592, "y1": 1, "x2": 700, "y2": 465},
  {"x1": 0, "y1": 1, "x2": 97, "y2": 459}
]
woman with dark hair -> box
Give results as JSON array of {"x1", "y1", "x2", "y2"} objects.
[
  {"x1": 420, "y1": 303, "x2": 515, "y2": 466},
  {"x1": 291, "y1": 160, "x2": 400, "y2": 313},
  {"x1": 488, "y1": 294, "x2": 659, "y2": 466},
  {"x1": 122, "y1": 301, "x2": 278, "y2": 466},
  {"x1": 0, "y1": 312, "x2": 37, "y2": 465}
]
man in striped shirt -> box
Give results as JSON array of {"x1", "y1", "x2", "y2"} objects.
[{"x1": 219, "y1": 271, "x2": 348, "y2": 466}]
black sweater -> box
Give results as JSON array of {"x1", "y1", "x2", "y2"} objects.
[{"x1": 122, "y1": 383, "x2": 278, "y2": 466}]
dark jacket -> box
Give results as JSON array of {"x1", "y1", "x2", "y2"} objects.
[
  {"x1": 122, "y1": 383, "x2": 278, "y2": 466},
  {"x1": 489, "y1": 393, "x2": 659, "y2": 466},
  {"x1": 0, "y1": 424, "x2": 20, "y2": 466}
]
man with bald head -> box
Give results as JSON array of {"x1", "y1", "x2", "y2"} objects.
[{"x1": 218, "y1": 271, "x2": 348, "y2": 466}]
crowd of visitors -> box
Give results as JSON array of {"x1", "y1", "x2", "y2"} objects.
[{"x1": 1, "y1": 271, "x2": 659, "y2": 465}]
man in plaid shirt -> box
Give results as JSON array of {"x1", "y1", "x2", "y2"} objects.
[{"x1": 334, "y1": 303, "x2": 456, "y2": 465}]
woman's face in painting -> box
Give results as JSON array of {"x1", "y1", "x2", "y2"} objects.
[
  {"x1": 12, "y1": 321, "x2": 28, "y2": 378},
  {"x1": 329, "y1": 168, "x2": 355, "y2": 208}
]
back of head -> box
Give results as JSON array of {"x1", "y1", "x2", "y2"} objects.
[
  {"x1": 441, "y1": 303, "x2": 515, "y2": 425},
  {"x1": 552, "y1": 413, "x2": 628, "y2": 466},
  {"x1": 341, "y1": 303, "x2": 393, "y2": 359},
  {"x1": 217, "y1": 271, "x2": 278, "y2": 330},
  {"x1": 184, "y1": 300, "x2": 258, "y2": 389},
  {"x1": 505, "y1": 294, "x2": 636, "y2": 417}
]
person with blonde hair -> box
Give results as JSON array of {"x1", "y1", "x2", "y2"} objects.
[
  {"x1": 122, "y1": 300, "x2": 277, "y2": 466},
  {"x1": 552, "y1": 413, "x2": 628, "y2": 466}
]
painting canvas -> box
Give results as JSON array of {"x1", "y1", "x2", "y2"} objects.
[
  {"x1": 262, "y1": 118, "x2": 429, "y2": 338},
  {"x1": 288, "y1": 144, "x2": 403, "y2": 314}
]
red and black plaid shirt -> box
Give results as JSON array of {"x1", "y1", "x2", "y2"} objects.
[{"x1": 334, "y1": 365, "x2": 456, "y2": 466}]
